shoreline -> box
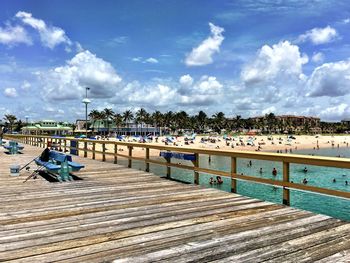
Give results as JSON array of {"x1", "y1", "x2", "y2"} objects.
[{"x1": 88, "y1": 135, "x2": 350, "y2": 158}]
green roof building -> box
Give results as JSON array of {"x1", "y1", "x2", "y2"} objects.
[{"x1": 22, "y1": 120, "x2": 73, "y2": 135}]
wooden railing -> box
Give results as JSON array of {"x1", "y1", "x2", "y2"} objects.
[{"x1": 5, "y1": 134, "x2": 350, "y2": 205}]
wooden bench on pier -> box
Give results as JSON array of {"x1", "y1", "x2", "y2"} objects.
[{"x1": 35, "y1": 150, "x2": 84, "y2": 181}]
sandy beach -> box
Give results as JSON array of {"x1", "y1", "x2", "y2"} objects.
[{"x1": 84, "y1": 134, "x2": 350, "y2": 159}]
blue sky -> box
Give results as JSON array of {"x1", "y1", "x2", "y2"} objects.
[{"x1": 1, "y1": 0, "x2": 350, "y2": 122}]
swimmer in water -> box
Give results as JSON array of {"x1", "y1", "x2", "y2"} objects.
[{"x1": 272, "y1": 168, "x2": 277, "y2": 176}]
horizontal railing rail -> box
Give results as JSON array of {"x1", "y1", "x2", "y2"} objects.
[{"x1": 5, "y1": 134, "x2": 350, "y2": 204}]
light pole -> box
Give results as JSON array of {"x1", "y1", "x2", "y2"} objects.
[{"x1": 82, "y1": 87, "x2": 91, "y2": 138}]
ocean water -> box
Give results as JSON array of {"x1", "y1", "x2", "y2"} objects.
[{"x1": 117, "y1": 147, "x2": 350, "y2": 221}]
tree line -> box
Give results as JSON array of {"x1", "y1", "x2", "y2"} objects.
[
  {"x1": 1, "y1": 111, "x2": 348, "y2": 135},
  {"x1": 88, "y1": 108, "x2": 349, "y2": 135}
]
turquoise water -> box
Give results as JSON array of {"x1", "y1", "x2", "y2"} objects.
[{"x1": 117, "y1": 147, "x2": 350, "y2": 221}]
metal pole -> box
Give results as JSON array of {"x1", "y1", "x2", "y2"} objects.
[{"x1": 85, "y1": 102, "x2": 88, "y2": 138}]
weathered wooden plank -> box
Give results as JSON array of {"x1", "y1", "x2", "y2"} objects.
[
  {"x1": 0, "y1": 143, "x2": 349, "y2": 263},
  {"x1": 3, "y1": 207, "x2": 296, "y2": 263}
]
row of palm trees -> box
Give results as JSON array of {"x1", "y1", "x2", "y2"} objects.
[
  {"x1": 88, "y1": 108, "x2": 231, "y2": 135},
  {"x1": 1, "y1": 111, "x2": 348, "y2": 136},
  {"x1": 87, "y1": 109, "x2": 349, "y2": 135}
]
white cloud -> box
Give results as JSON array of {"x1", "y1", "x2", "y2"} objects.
[
  {"x1": 262, "y1": 106, "x2": 277, "y2": 115},
  {"x1": 132, "y1": 57, "x2": 142, "y2": 62},
  {"x1": 297, "y1": 26, "x2": 338, "y2": 45},
  {"x1": 144, "y1": 57, "x2": 158, "y2": 64},
  {"x1": 319, "y1": 103, "x2": 350, "y2": 121},
  {"x1": 131, "y1": 84, "x2": 176, "y2": 106},
  {"x1": 120, "y1": 81, "x2": 177, "y2": 107},
  {"x1": 39, "y1": 50, "x2": 122, "y2": 100},
  {"x1": 185, "y1": 22, "x2": 224, "y2": 66},
  {"x1": 194, "y1": 76, "x2": 223, "y2": 95},
  {"x1": 21, "y1": 80, "x2": 31, "y2": 90},
  {"x1": 307, "y1": 60, "x2": 350, "y2": 97},
  {"x1": 241, "y1": 41, "x2": 308, "y2": 86},
  {"x1": 179, "y1": 74, "x2": 193, "y2": 87},
  {"x1": 111, "y1": 74, "x2": 223, "y2": 108},
  {"x1": 342, "y1": 18, "x2": 350, "y2": 24},
  {"x1": 4, "y1": 87, "x2": 18, "y2": 97},
  {"x1": 0, "y1": 24, "x2": 32, "y2": 46},
  {"x1": 132, "y1": 57, "x2": 159, "y2": 63},
  {"x1": 16, "y1": 11, "x2": 72, "y2": 49},
  {"x1": 311, "y1": 52, "x2": 324, "y2": 63}
]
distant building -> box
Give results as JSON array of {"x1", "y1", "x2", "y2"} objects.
[
  {"x1": 76, "y1": 119, "x2": 161, "y2": 135},
  {"x1": 22, "y1": 120, "x2": 73, "y2": 135}
]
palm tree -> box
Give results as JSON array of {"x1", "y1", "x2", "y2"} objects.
[
  {"x1": 266, "y1": 113, "x2": 277, "y2": 133},
  {"x1": 235, "y1": 115, "x2": 242, "y2": 131},
  {"x1": 175, "y1": 111, "x2": 189, "y2": 133},
  {"x1": 211, "y1": 112, "x2": 226, "y2": 134},
  {"x1": 96, "y1": 111, "x2": 106, "y2": 135},
  {"x1": 144, "y1": 112, "x2": 151, "y2": 135},
  {"x1": 164, "y1": 111, "x2": 174, "y2": 135},
  {"x1": 113, "y1": 113, "x2": 123, "y2": 135},
  {"x1": 122, "y1": 110, "x2": 134, "y2": 135},
  {"x1": 3, "y1": 114, "x2": 17, "y2": 133},
  {"x1": 88, "y1": 109, "x2": 100, "y2": 134},
  {"x1": 196, "y1": 111, "x2": 207, "y2": 133},
  {"x1": 103, "y1": 108, "x2": 114, "y2": 135},
  {"x1": 135, "y1": 108, "x2": 147, "y2": 136},
  {"x1": 14, "y1": 119, "x2": 25, "y2": 132},
  {"x1": 152, "y1": 111, "x2": 164, "y2": 136}
]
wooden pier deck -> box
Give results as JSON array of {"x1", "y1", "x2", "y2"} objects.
[{"x1": 1, "y1": 145, "x2": 350, "y2": 262}]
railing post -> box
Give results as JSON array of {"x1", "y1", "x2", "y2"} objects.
[
  {"x1": 114, "y1": 143, "x2": 118, "y2": 164},
  {"x1": 283, "y1": 162, "x2": 290, "y2": 206},
  {"x1": 102, "y1": 143, "x2": 106, "y2": 162},
  {"x1": 128, "y1": 146, "x2": 133, "y2": 168},
  {"x1": 92, "y1": 142, "x2": 96, "y2": 159},
  {"x1": 193, "y1": 153, "x2": 199, "y2": 184},
  {"x1": 84, "y1": 141, "x2": 87, "y2": 157},
  {"x1": 145, "y1": 148, "x2": 150, "y2": 172},
  {"x1": 63, "y1": 139, "x2": 67, "y2": 152},
  {"x1": 231, "y1": 157, "x2": 237, "y2": 193},
  {"x1": 76, "y1": 140, "x2": 79, "y2": 156},
  {"x1": 166, "y1": 157, "x2": 171, "y2": 179}
]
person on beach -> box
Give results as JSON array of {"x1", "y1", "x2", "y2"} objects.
[{"x1": 272, "y1": 168, "x2": 277, "y2": 176}]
